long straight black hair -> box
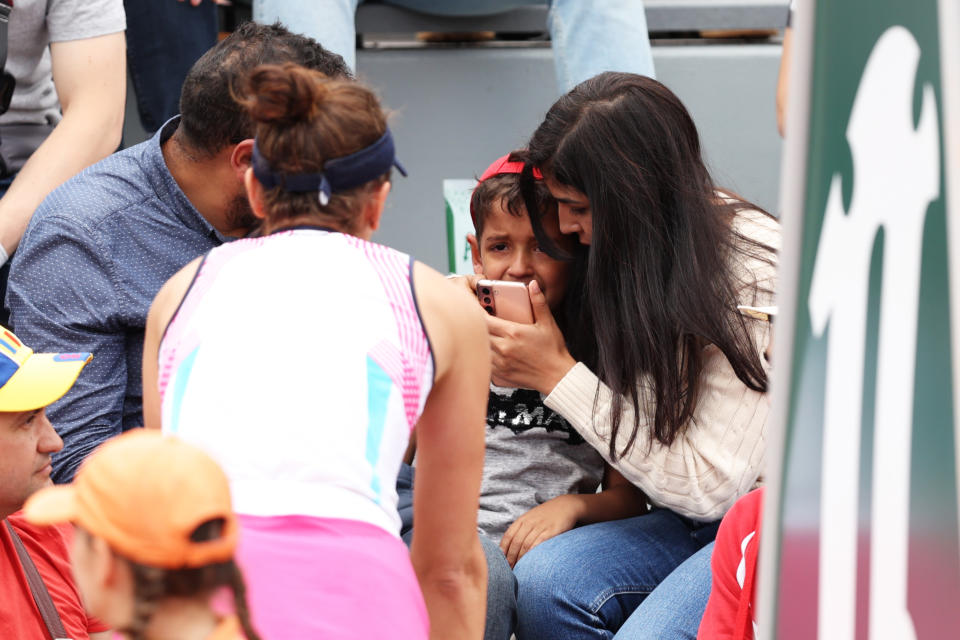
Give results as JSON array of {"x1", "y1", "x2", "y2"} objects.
[{"x1": 521, "y1": 72, "x2": 775, "y2": 459}]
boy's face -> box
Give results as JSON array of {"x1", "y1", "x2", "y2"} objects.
[{"x1": 467, "y1": 200, "x2": 575, "y2": 311}]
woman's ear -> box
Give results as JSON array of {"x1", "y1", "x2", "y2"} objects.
[
  {"x1": 363, "y1": 181, "x2": 392, "y2": 234},
  {"x1": 243, "y1": 168, "x2": 269, "y2": 221}
]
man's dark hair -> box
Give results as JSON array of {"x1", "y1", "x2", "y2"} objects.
[{"x1": 178, "y1": 21, "x2": 351, "y2": 157}]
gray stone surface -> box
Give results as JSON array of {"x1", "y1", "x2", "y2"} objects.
[{"x1": 358, "y1": 42, "x2": 783, "y2": 271}]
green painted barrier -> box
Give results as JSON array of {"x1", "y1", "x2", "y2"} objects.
[
  {"x1": 759, "y1": 0, "x2": 960, "y2": 637},
  {"x1": 444, "y1": 179, "x2": 477, "y2": 275}
]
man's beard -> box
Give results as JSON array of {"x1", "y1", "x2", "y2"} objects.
[{"x1": 224, "y1": 194, "x2": 258, "y2": 235}]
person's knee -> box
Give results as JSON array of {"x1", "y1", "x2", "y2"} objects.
[
  {"x1": 481, "y1": 536, "x2": 517, "y2": 599},
  {"x1": 513, "y1": 539, "x2": 570, "y2": 612},
  {"x1": 614, "y1": 543, "x2": 715, "y2": 640},
  {"x1": 480, "y1": 537, "x2": 517, "y2": 640}
]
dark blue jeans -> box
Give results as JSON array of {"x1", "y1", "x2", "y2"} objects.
[
  {"x1": 124, "y1": 0, "x2": 218, "y2": 133},
  {"x1": 514, "y1": 509, "x2": 719, "y2": 639}
]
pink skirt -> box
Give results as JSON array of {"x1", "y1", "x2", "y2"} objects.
[{"x1": 236, "y1": 514, "x2": 429, "y2": 639}]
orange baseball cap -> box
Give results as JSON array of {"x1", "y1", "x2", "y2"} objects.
[{"x1": 24, "y1": 430, "x2": 238, "y2": 569}]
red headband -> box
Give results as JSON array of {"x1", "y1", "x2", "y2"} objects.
[
  {"x1": 478, "y1": 154, "x2": 543, "y2": 182},
  {"x1": 470, "y1": 154, "x2": 544, "y2": 227}
]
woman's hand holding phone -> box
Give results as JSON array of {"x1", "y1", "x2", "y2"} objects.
[
  {"x1": 476, "y1": 280, "x2": 533, "y2": 324},
  {"x1": 484, "y1": 280, "x2": 576, "y2": 394}
]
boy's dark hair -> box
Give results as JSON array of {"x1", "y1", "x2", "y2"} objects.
[
  {"x1": 470, "y1": 172, "x2": 556, "y2": 239},
  {"x1": 178, "y1": 21, "x2": 351, "y2": 157}
]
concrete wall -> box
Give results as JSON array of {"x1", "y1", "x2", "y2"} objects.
[
  {"x1": 122, "y1": 39, "x2": 784, "y2": 272},
  {"x1": 358, "y1": 42, "x2": 784, "y2": 271}
]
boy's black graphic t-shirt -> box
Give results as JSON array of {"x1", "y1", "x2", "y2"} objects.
[{"x1": 478, "y1": 384, "x2": 604, "y2": 541}]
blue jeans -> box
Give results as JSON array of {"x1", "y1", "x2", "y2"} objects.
[
  {"x1": 124, "y1": 0, "x2": 218, "y2": 133},
  {"x1": 513, "y1": 509, "x2": 718, "y2": 639},
  {"x1": 397, "y1": 464, "x2": 517, "y2": 640},
  {"x1": 481, "y1": 535, "x2": 519, "y2": 640},
  {"x1": 253, "y1": 0, "x2": 655, "y2": 92},
  {"x1": 613, "y1": 541, "x2": 714, "y2": 639}
]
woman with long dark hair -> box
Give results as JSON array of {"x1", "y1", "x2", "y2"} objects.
[
  {"x1": 478, "y1": 72, "x2": 779, "y2": 638},
  {"x1": 140, "y1": 64, "x2": 490, "y2": 639}
]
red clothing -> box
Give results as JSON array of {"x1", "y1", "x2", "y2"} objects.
[
  {"x1": 697, "y1": 488, "x2": 764, "y2": 640},
  {"x1": 1, "y1": 512, "x2": 108, "y2": 640}
]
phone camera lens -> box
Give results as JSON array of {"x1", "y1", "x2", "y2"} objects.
[
  {"x1": 483, "y1": 296, "x2": 491, "y2": 304},
  {"x1": 481, "y1": 287, "x2": 491, "y2": 295},
  {"x1": 484, "y1": 305, "x2": 494, "y2": 314}
]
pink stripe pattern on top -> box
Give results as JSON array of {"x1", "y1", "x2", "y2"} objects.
[
  {"x1": 368, "y1": 339, "x2": 405, "y2": 391},
  {"x1": 345, "y1": 235, "x2": 431, "y2": 429}
]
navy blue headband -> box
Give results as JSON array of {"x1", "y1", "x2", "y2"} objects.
[{"x1": 251, "y1": 128, "x2": 407, "y2": 205}]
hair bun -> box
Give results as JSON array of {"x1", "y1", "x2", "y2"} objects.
[{"x1": 243, "y1": 63, "x2": 327, "y2": 126}]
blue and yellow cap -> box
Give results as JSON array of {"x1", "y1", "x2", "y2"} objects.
[{"x1": 0, "y1": 326, "x2": 91, "y2": 412}]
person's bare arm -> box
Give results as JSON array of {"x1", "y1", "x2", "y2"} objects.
[
  {"x1": 578, "y1": 466, "x2": 650, "y2": 523},
  {"x1": 90, "y1": 632, "x2": 113, "y2": 640},
  {"x1": 409, "y1": 261, "x2": 489, "y2": 640},
  {"x1": 0, "y1": 32, "x2": 125, "y2": 256},
  {"x1": 499, "y1": 465, "x2": 648, "y2": 566},
  {"x1": 776, "y1": 26, "x2": 794, "y2": 137},
  {"x1": 142, "y1": 258, "x2": 203, "y2": 430}
]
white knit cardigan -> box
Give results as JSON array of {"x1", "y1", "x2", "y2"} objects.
[{"x1": 544, "y1": 209, "x2": 781, "y2": 521}]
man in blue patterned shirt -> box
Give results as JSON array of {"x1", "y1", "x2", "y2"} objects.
[{"x1": 6, "y1": 22, "x2": 350, "y2": 482}]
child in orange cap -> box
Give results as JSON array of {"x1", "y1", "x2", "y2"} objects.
[{"x1": 24, "y1": 430, "x2": 260, "y2": 640}]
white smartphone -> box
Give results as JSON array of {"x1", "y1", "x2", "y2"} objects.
[{"x1": 476, "y1": 279, "x2": 534, "y2": 324}]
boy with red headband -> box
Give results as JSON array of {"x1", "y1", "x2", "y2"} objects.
[
  {"x1": 466, "y1": 154, "x2": 647, "y2": 562},
  {"x1": 403, "y1": 154, "x2": 648, "y2": 640}
]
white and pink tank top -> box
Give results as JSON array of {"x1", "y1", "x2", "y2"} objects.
[{"x1": 157, "y1": 228, "x2": 433, "y2": 639}]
